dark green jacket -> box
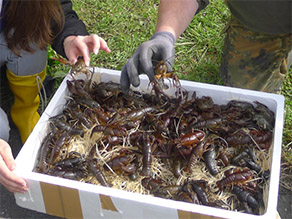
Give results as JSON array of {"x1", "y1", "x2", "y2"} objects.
[{"x1": 226, "y1": 0, "x2": 292, "y2": 34}]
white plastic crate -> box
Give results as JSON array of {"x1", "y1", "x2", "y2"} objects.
[{"x1": 13, "y1": 68, "x2": 285, "y2": 219}]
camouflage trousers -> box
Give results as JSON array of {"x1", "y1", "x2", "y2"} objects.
[{"x1": 220, "y1": 17, "x2": 292, "y2": 93}]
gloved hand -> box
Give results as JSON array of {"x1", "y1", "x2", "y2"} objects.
[{"x1": 120, "y1": 31, "x2": 176, "y2": 93}]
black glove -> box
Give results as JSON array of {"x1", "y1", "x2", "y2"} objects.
[{"x1": 120, "y1": 31, "x2": 176, "y2": 93}]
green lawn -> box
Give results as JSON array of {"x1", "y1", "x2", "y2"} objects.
[{"x1": 48, "y1": 0, "x2": 292, "y2": 179}]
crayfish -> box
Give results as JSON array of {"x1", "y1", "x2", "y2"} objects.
[{"x1": 34, "y1": 58, "x2": 275, "y2": 216}]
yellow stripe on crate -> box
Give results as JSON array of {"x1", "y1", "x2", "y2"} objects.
[
  {"x1": 40, "y1": 182, "x2": 83, "y2": 219},
  {"x1": 99, "y1": 194, "x2": 118, "y2": 212},
  {"x1": 177, "y1": 209, "x2": 221, "y2": 219}
]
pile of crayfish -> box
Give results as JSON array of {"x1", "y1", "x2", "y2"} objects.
[{"x1": 34, "y1": 61, "x2": 274, "y2": 215}]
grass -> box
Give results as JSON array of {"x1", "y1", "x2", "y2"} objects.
[
  {"x1": 281, "y1": 70, "x2": 292, "y2": 188},
  {"x1": 48, "y1": 0, "x2": 292, "y2": 183}
]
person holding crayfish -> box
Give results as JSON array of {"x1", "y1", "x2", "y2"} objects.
[
  {"x1": 0, "y1": 0, "x2": 110, "y2": 193},
  {"x1": 120, "y1": 0, "x2": 292, "y2": 94}
]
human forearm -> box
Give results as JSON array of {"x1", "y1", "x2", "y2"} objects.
[
  {"x1": 155, "y1": 0, "x2": 199, "y2": 40},
  {"x1": 120, "y1": 0, "x2": 209, "y2": 92}
]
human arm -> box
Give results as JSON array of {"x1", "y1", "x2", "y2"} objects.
[
  {"x1": 0, "y1": 139, "x2": 28, "y2": 193},
  {"x1": 155, "y1": 0, "x2": 200, "y2": 40},
  {"x1": 120, "y1": 0, "x2": 209, "y2": 93},
  {"x1": 52, "y1": 0, "x2": 110, "y2": 66}
]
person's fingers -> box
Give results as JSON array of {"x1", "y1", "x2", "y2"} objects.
[
  {"x1": 0, "y1": 139, "x2": 28, "y2": 193},
  {"x1": 89, "y1": 34, "x2": 101, "y2": 55},
  {"x1": 64, "y1": 35, "x2": 110, "y2": 66},
  {"x1": 127, "y1": 56, "x2": 141, "y2": 87},
  {"x1": 0, "y1": 174, "x2": 27, "y2": 193},
  {"x1": 139, "y1": 44, "x2": 155, "y2": 82},
  {"x1": 63, "y1": 36, "x2": 78, "y2": 65},
  {"x1": 161, "y1": 46, "x2": 175, "y2": 72},
  {"x1": 73, "y1": 36, "x2": 91, "y2": 66},
  {"x1": 0, "y1": 140, "x2": 15, "y2": 171},
  {"x1": 81, "y1": 34, "x2": 98, "y2": 54},
  {"x1": 120, "y1": 52, "x2": 142, "y2": 94},
  {"x1": 83, "y1": 35, "x2": 111, "y2": 55},
  {"x1": 99, "y1": 37, "x2": 111, "y2": 53},
  {"x1": 0, "y1": 157, "x2": 28, "y2": 192},
  {"x1": 64, "y1": 36, "x2": 90, "y2": 66},
  {"x1": 66, "y1": 49, "x2": 78, "y2": 65},
  {"x1": 120, "y1": 65, "x2": 131, "y2": 94}
]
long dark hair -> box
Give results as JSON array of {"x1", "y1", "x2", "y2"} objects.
[{"x1": 3, "y1": 0, "x2": 64, "y2": 56}]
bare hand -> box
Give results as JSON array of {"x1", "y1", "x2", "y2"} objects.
[
  {"x1": 0, "y1": 139, "x2": 28, "y2": 193},
  {"x1": 64, "y1": 34, "x2": 111, "y2": 66}
]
